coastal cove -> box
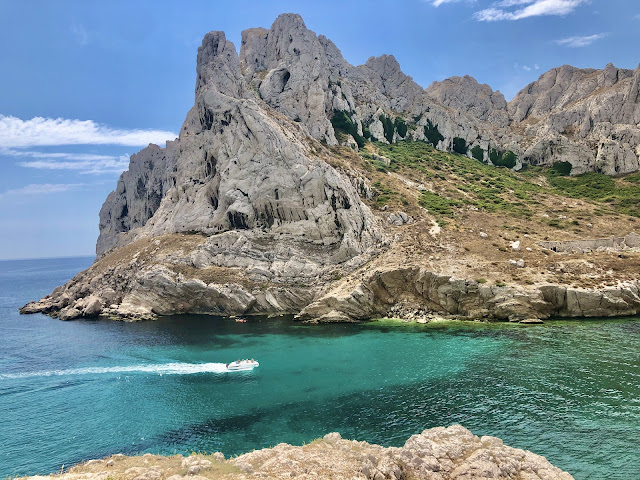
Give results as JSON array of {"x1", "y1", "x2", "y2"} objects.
[{"x1": 1, "y1": 257, "x2": 640, "y2": 479}]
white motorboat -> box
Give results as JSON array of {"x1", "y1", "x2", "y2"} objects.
[{"x1": 226, "y1": 359, "x2": 259, "y2": 371}]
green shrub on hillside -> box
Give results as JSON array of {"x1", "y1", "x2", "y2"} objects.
[
  {"x1": 453, "y1": 137, "x2": 468, "y2": 155},
  {"x1": 370, "y1": 140, "x2": 542, "y2": 219},
  {"x1": 424, "y1": 120, "x2": 444, "y2": 147},
  {"x1": 372, "y1": 180, "x2": 398, "y2": 207},
  {"x1": 362, "y1": 118, "x2": 373, "y2": 140},
  {"x1": 471, "y1": 145, "x2": 484, "y2": 162},
  {"x1": 419, "y1": 191, "x2": 461, "y2": 216},
  {"x1": 489, "y1": 148, "x2": 517, "y2": 168},
  {"x1": 500, "y1": 151, "x2": 517, "y2": 168},
  {"x1": 547, "y1": 171, "x2": 615, "y2": 200},
  {"x1": 552, "y1": 161, "x2": 573, "y2": 176},
  {"x1": 379, "y1": 115, "x2": 395, "y2": 143},
  {"x1": 624, "y1": 172, "x2": 640, "y2": 183},
  {"x1": 331, "y1": 109, "x2": 365, "y2": 148},
  {"x1": 394, "y1": 117, "x2": 408, "y2": 138},
  {"x1": 545, "y1": 170, "x2": 640, "y2": 217},
  {"x1": 359, "y1": 139, "x2": 640, "y2": 221},
  {"x1": 489, "y1": 148, "x2": 501, "y2": 164}
]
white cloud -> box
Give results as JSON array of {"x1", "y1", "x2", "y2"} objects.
[
  {"x1": 555, "y1": 33, "x2": 607, "y2": 47},
  {"x1": 474, "y1": 7, "x2": 513, "y2": 20},
  {"x1": 430, "y1": 0, "x2": 465, "y2": 6},
  {"x1": 0, "y1": 183, "x2": 85, "y2": 200},
  {"x1": 70, "y1": 24, "x2": 90, "y2": 46},
  {"x1": 2, "y1": 149, "x2": 131, "y2": 174},
  {"x1": 495, "y1": 0, "x2": 534, "y2": 6},
  {"x1": 514, "y1": 63, "x2": 540, "y2": 72},
  {"x1": 475, "y1": 0, "x2": 586, "y2": 21},
  {"x1": 0, "y1": 115, "x2": 176, "y2": 148},
  {"x1": 19, "y1": 156, "x2": 130, "y2": 174}
]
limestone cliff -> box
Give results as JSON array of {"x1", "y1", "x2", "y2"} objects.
[
  {"x1": 509, "y1": 63, "x2": 640, "y2": 175},
  {"x1": 237, "y1": 14, "x2": 639, "y2": 174},
  {"x1": 426, "y1": 75, "x2": 509, "y2": 128},
  {"x1": 21, "y1": 426, "x2": 574, "y2": 480},
  {"x1": 98, "y1": 28, "x2": 380, "y2": 259},
  {"x1": 238, "y1": 14, "x2": 504, "y2": 160},
  {"x1": 19, "y1": 13, "x2": 640, "y2": 323}
]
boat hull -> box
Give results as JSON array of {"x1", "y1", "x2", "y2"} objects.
[{"x1": 226, "y1": 361, "x2": 259, "y2": 371}]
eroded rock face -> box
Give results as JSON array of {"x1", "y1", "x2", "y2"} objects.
[
  {"x1": 297, "y1": 266, "x2": 640, "y2": 323},
  {"x1": 238, "y1": 13, "x2": 377, "y2": 145},
  {"x1": 97, "y1": 143, "x2": 178, "y2": 255},
  {"x1": 24, "y1": 426, "x2": 574, "y2": 480},
  {"x1": 510, "y1": 63, "x2": 640, "y2": 174},
  {"x1": 509, "y1": 64, "x2": 636, "y2": 122},
  {"x1": 426, "y1": 75, "x2": 509, "y2": 127},
  {"x1": 358, "y1": 55, "x2": 426, "y2": 112},
  {"x1": 98, "y1": 28, "x2": 381, "y2": 259},
  {"x1": 238, "y1": 14, "x2": 505, "y2": 156}
]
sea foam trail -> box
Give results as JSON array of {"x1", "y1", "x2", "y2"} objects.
[{"x1": 0, "y1": 362, "x2": 231, "y2": 379}]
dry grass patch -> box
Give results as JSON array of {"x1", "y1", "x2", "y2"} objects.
[
  {"x1": 92, "y1": 234, "x2": 207, "y2": 274},
  {"x1": 64, "y1": 453, "x2": 240, "y2": 480}
]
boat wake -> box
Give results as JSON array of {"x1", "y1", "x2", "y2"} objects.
[{"x1": 0, "y1": 362, "x2": 232, "y2": 379}]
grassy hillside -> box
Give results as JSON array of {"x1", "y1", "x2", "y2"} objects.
[
  {"x1": 321, "y1": 139, "x2": 640, "y2": 288},
  {"x1": 357, "y1": 140, "x2": 640, "y2": 227}
]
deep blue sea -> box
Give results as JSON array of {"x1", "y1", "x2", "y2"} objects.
[{"x1": 1, "y1": 257, "x2": 639, "y2": 479}]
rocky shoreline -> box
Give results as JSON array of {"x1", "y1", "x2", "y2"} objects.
[
  {"x1": 19, "y1": 426, "x2": 573, "y2": 480},
  {"x1": 20, "y1": 242, "x2": 640, "y2": 324},
  {"x1": 297, "y1": 266, "x2": 640, "y2": 323}
]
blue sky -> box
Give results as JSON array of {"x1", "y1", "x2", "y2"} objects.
[{"x1": 1, "y1": 0, "x2": 639, "y2": 259}]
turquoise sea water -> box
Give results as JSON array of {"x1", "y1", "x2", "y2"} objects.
[{"x1": 1, "y1": 258, "x2": 639, "y2": 479}]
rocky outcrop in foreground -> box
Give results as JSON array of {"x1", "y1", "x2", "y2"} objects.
[{"x1": 23, "y1": 426, "x2": 573, "y2": 480}]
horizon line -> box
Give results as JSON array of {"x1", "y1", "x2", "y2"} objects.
[{"x1": 0, "y1": 254, "x2": 96, "y2": 262}]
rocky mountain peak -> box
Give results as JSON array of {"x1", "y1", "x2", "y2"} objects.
[
  {"x1": 507, "y1": 62, "x2": 640, "y2": 175},
  {"x1": 426, "y1": 75, "x2": 508, "y2": 127},
  {"x1": 233, "y1": 14, "x2": 638, "y2": 175},
  {"x1": 357, "y1": 55, "x2": 424, "y2": 111},
  {"x1": 195, "y1": 31, "x2": 245, "y2": 99},
  {"x1": 265, "y1": 13, "x2": 318, "y2": 66},
  {"x1": 601, "y1": 62, "x2": 620, "y2": 87},
  {"x1": 95, "y1": 14, "x2": 384, "y2": 279},
  {"x1": 239, "y1": 28, "x2": 269, "y2": 77},
  {"x1": 361, "y1": 54, "x2": 417, "y2": 92},
  {"x1": 364, "y1": 54, "x2": 402, "y2": 79},
  {"x1": 237, "y1": 13, "x2": 341, "y2": 142},
  {"x1": 271, "y1": 12, "x2": 306, "y2": 30}
]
